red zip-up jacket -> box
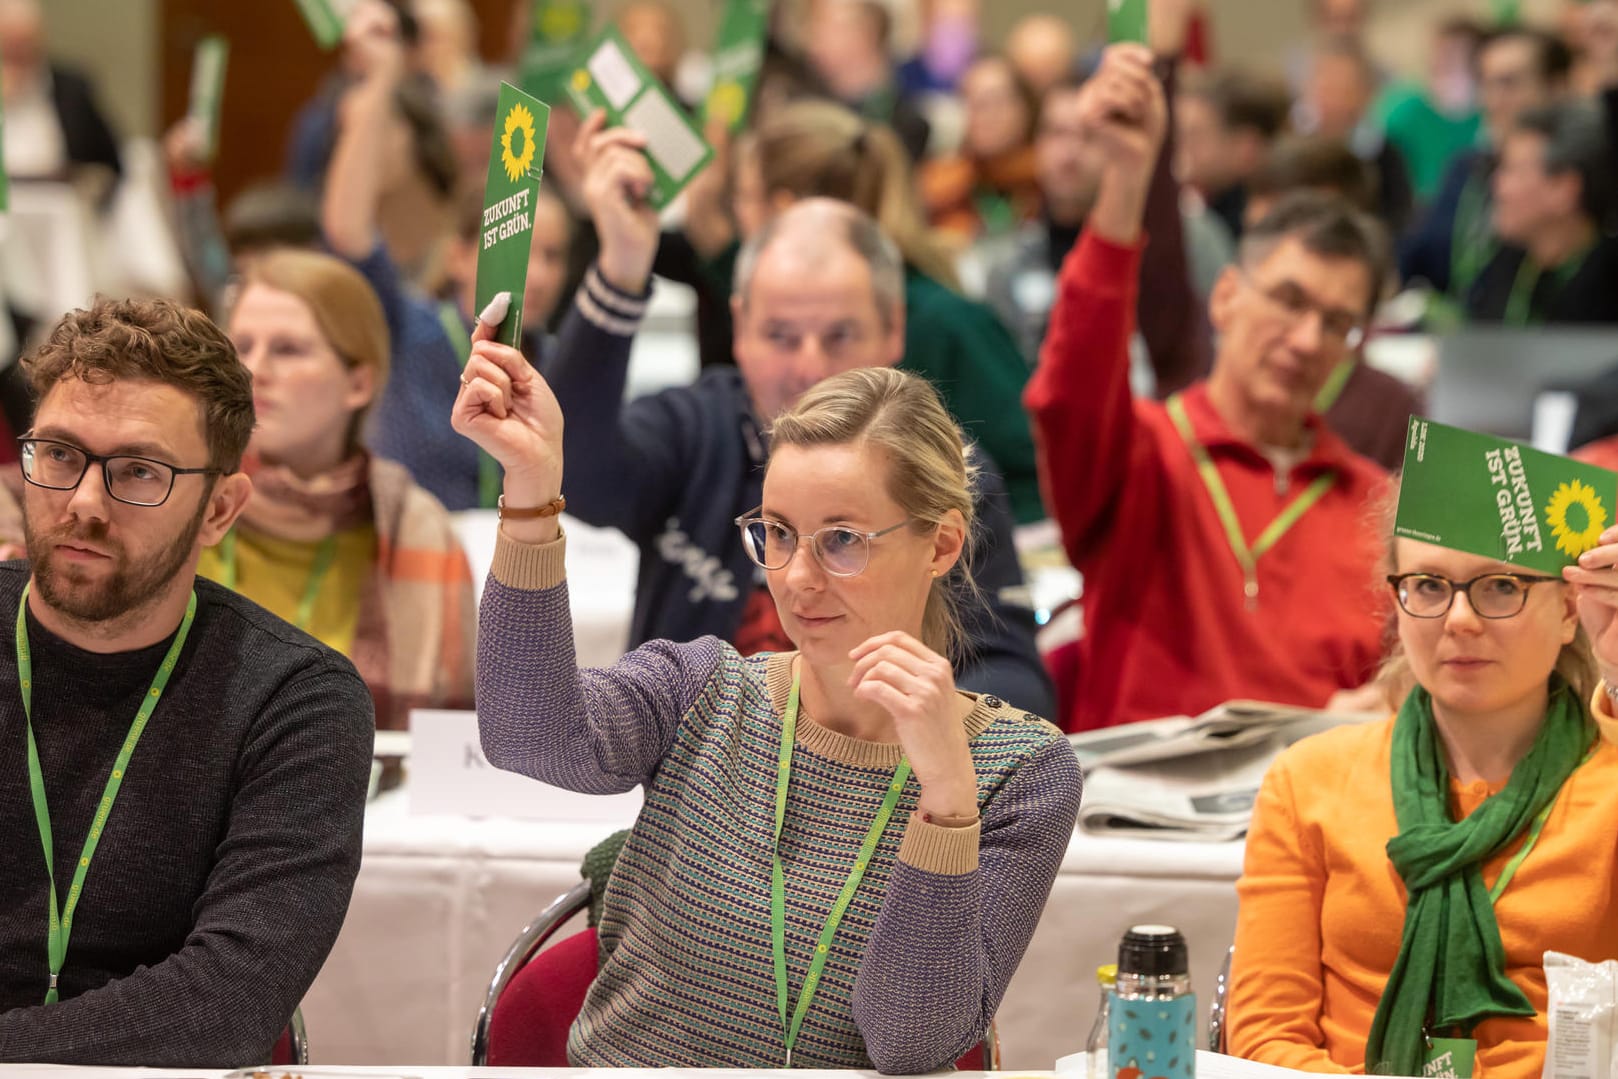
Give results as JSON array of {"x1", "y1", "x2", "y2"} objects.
[{"x1": 1025, "y1": 230, "x2": 1390, "y2": 731}]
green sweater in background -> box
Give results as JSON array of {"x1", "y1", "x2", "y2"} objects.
[
  {"x1": 702, "y1": 243, "x2": 1045, "y2": 523},
  {"x1": 1376, "y1": 83, "x2": 1482, "y2": 203}
]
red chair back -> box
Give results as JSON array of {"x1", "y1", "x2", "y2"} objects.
[
  {"x1": 485, "y1": 926, "x2": 600, "y2": 1067},
  {"x1": 486, "y1": 926, "x2": 995, "y2": 1071}
]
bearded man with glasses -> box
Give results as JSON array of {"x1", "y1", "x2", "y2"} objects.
[
  {"x1": 0, "y1": 298, "x2": 373, "y2": 1064},
  {"x1": 1026, "y1": 43, "x2": 1395, "y2": 731}
]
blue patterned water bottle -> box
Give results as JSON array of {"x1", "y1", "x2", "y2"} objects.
[{"x1": 1110, "y1": 925, "x2": 1196, "y2": 1079}]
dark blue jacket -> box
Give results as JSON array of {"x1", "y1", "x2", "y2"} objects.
[
  {"x1": 1399, "y1": 149, "x2": 1492, "y2": 296},
  {"x1": 549, "y1": 266, "x2": 1055, "y2": 717}
]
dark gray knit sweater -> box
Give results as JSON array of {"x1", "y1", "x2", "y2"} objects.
[{"x1": 0, "y1": 565, "x2": 374, "y2": 1065}]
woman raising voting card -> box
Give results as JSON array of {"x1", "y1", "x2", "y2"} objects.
[
  {"x1": 451, "y1": 324, "x2": 1081, "y2": 1072},
  {"x1": 1230, "y1": 432, "x2": 1618, "y2": 1079}
]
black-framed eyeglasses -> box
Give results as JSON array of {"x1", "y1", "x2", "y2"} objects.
[
  {"x1": 1236, "y1": 266, "x2": 1366, "y2": 350},
  {"x1": 17, "y1": 438, "x2": 221, "y2": 507},
  {"x1": 734, "y1": 510, "x2": 912, "y2": 578},
  {"x1": 1387, "y1": 571, "x2": 1564, "y2": 620}
]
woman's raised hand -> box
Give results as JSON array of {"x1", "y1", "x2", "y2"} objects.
[
  {"x1": 1565, "y1": 525, "x2": 1618, "y2": 684},
  {"x1": 450, "y1": 298, "x2": 565, "y2": 533}
]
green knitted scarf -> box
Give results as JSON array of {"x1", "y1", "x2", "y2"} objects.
[{"x1": 1365, "y1": 680, "x2": 1591, "y2": 1076}]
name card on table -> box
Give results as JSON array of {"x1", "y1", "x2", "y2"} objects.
[{"x1": 409, "y1": 709, "x2": 644, "y2": 822}]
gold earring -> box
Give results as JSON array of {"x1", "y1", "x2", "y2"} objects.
[{"x1": 929, "y1": 569, "x2": 939, "y2": 578}]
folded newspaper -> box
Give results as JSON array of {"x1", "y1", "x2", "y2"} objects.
[{"x1": 1071, "y1": 704, "x2": 1376, "y2": 841}]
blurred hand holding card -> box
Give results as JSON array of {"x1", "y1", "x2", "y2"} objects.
[
  {"x1": 701, "y1": 0, "x2": 771, "y2": 135},
  {"x1": 565, "y1": 27, "x2": 715, "y2": 209}
]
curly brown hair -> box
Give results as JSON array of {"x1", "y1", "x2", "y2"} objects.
[{"x1": 24, "y1": 297, "x2": 255, "y2": 472}]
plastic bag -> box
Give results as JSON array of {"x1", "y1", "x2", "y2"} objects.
[{"x1": 1543, "y1": 951, "x2": 1617, "y2": 1079}]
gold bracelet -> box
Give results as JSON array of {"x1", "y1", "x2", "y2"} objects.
[{"x1": 497, "y1": 494, "x2": 566, "y2": 520}]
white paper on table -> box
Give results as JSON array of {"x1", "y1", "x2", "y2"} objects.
[{"x1": 408, "y1": 709, "x2": 644, "y2": 823}]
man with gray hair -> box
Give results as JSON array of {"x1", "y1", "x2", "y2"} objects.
[
  {"x1": 1027, "y1": 44, "x2": 1391, "y2": 731},
  {"x1": 541, "y1": 113, "x2": 1052, "y2": 716}
]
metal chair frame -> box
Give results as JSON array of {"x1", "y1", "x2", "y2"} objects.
[
  {"x1": 469, "y1": 878, "x2": 593, "y2": 1066},
  {"x1": 1207, "y1": 944, "x2": 1234, "y2": 1053},
  {"x1": 976, "y1": 1021, "x2": 1003, "y2": 1070},
  {"x1": 286, "y1": 1007, "x2": 310, "y2": 1065}
]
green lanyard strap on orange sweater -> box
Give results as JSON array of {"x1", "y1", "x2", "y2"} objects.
[
  {"x1": 218, "y1": 529, "x2": 337, "y2": 633},
  {"x1": 771, "y1": 674, "x2": 910, "y2": 1067},
  {"x1": 1166, "y1": 394, "x2": 1336, "y2": 609},
  {"x1": 437, "y1": 301, "x2": 505, "y2": 510},
  {"x1": 18, "y1": 582, "x2": 197, "y2": 1004}
]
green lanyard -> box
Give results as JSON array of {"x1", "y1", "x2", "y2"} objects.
[
  {"x1": 1313, "y1": 359, "x2": 1357, "y2": 414},
  {"x1": 1166, "y1": 394, "x2": 1337, "y2": 609},
  {"x1": 1502, "y1": 245, "x2": 1594, "y2": 327},
  {"x1": 218, "y1": 529, "x2": 338, "y2": 633},
  {"x1": 1486, "y1": 741, "x2": 1595, "y2": 904},
  {"x1": 17, "y1": 582, "x2": 196, "y2": 1004},
  {"x1": 772, "y1": 674, "x2": 911, "y2": 1067},
  {"x1": 437, "y1": 301, "x2": 505, "y2": 510}
]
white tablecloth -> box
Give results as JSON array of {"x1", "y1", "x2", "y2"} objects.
[{"x1": 303, "y1": 792, "x2": 1243, "y2": 1069}]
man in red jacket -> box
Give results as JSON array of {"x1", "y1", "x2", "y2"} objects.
[{"x1": 1025, "y1": 44, "x2": 1392, "y2": 732}]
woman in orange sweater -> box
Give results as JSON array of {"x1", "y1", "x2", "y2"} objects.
[{"x1": 1229, "y1": 521, "x2": 1618, "y2": 1079}]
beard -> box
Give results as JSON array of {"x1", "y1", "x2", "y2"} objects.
[{"x1": 24, "y1": 496, "x2": 209, "y2": 625}]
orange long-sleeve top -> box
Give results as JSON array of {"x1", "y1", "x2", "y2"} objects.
[{"x1": 1229, "y1": 701, "x2": 1618, "y2": 1079}]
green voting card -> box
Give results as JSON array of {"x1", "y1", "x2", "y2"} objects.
[
  {"x1": 187, "y1": 35, "x2": 229, "y2": 163},
  {"x1": 1108, "y1": 0, "x2": 1149, "y2": 45},
  {"x1": 565, "y1": 26, "x2": 715, "y2": 209},
  {"x1": 518, "y1": 0, "x2": 592, "y2": 103},
  {"x1": 474, "y1": 83, "x2": 550, "y2": 348},
  {"x1": 701, "y1": 0, "x2": 771, "y2": 135},
  {"x1": 1396, "y1": 417, "x2": 1618, "y2": 574},
  {"x1": 1489, "y1": 0, "x2": 1522, "y2": 26},
  {"x1": 1422, "y1": 1038, "x2": 1477, "y2": 1079},
  {"x1": 293, "y1": 0, "x2": 353, "y2": 49}
]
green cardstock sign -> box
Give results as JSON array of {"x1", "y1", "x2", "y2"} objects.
[
  {"x1": 1422, "y1": 1037, "x2": 1477, "y2": 1079},
  {"x1": 293, "y1": 0, "x2": 353, "y2": 49},
  {"x1": 702, "y1": 0, "x2": 771, "y2": 135},
  {"x1": 518, "y1": 0, "x2": 591, "y2": 102},
  {"x1": 1396, "y1": 417, "x2": 1618, "y2": 574},
  {"x1": 474, "y1": 83, "x2": 550, "y2": 348},
  {"x1": 187, "y1": 35, "x2": 229, "y2": 163},
  {"x1": 565, "y1": 26, "x2": 715, "y2": 209},
  {"x1": 1108, "y1": 0, "x2": 1149, "y2": 45}
]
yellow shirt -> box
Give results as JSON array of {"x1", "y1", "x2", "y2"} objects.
[{"x1": 198, "y1": 526, "x2": 376, "y2": 657}]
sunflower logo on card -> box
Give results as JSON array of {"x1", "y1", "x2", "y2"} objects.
[
  {"x1": 501, "y1": 102, "x2": 538, "y2": 183},
  {"x1": 538, "y1": 1, "x2": 584, "y2": 39},
  {"x1": 707, "y1": 81, "x2": 746, "y2": 126},
  {"x1": 1545, "y1": 479, "x2": 1607, "y2": 558}
]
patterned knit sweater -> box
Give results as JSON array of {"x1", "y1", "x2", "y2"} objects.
[{"x1": 476, "y1": 531, "x2": 1082, "y2": 1073}]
